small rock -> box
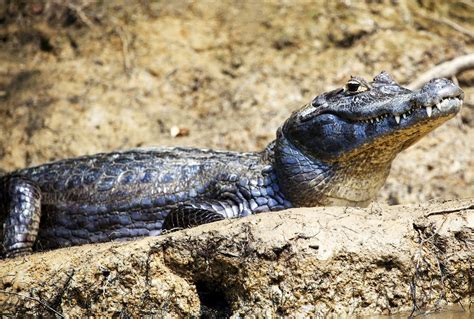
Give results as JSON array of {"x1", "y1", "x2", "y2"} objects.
[{"x1": 170, "y1": 126, "x2": 190, "y2": 138}]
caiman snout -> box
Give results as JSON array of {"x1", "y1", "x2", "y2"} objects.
[{"x1": 415, "y1": 78, "x2": 464, "y2": 109}]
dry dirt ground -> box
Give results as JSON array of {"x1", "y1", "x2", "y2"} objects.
[
  {"x1": 0, "y1": 199, "x2": 472, "y2": 317},
  {"x1": 0, "y1": 0, "x2": 473, "y2": 317}
]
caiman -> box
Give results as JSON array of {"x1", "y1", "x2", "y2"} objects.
[{"x1": 0, "y1": 72, "x2": 464, "y2": 258}]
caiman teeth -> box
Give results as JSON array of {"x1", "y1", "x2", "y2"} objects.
[
  {"x1": 426, "y1": 106, "x2": 432, "y2": 117},
  {"x1": 359, "y1": 97, "x2": 461, "y2": 125},
  {"x1": 436, "y1": 97, "x2": 462, "y2": 111}
]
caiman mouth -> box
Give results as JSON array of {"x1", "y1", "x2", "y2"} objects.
[
  {"x1": 286, "y1": 75, "x2": 464, "y2": 164},
  {"x1": 356, "y1": 95, "x2": 463, "y2": 125}
]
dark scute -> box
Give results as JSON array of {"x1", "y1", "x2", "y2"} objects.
[
  {"x1": 119, "y1": 171, "x2": 135, "y2": 185},
  {"x1": 159, "y1": 173, "x2": 174, "y2": 184},
  {"x1": 141, "y1": 169, "x2": 158, "y2": 183},
  {"x1": 83, "y1": 169, "x2": 102, "y2": 185},
  {"x1": 65, "y1": 174, "x2": 82, "y2": 190},
  {"x1": 96, "y1": 177, "x2": 116, "y2": 192},
  {"x1": 105, "y1": 165, "x2": 124, "y2": 177}
]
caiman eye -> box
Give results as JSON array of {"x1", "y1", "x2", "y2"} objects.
[
  {"x1": 345, "y1": 79, "x2": 368, "y2": 95},
  {"x1": 346, "y1": 81, "x2": 359, "y2": 92}
]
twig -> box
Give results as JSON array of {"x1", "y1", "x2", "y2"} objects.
[
  {"x1": 408, "y1": 54, "x2": 474, "y2": 89},
  {"x1": 115, "y1": 26, "x2": 133, "y2": 76},
  {"x1": 49, "y1": 270, "x2": 75, "y2": 310},
  {"x1": 409, "y1": 275, "x2": 420, "y2": 317},
  {"x1": 424, "y1": 203, "x2": 474, "y2": 217},
  {"x1": 67, "y1": 2, "x2": 96, "y2": 29},
  {"x1": 218, "y1": 250, "x2": 240, "y2": 258},
  {"x1": 415, "y1": 10, "x2": 474, "y2": 39},
  {"x1": 437, "y1": 16, "x2": 474, "y2": 38},
  {"x1": 0, "y1": 290, "x2": 64, "y2": 318},
  {"x1": 459, "y1": 0, "x2": 474, "y2": 10}
]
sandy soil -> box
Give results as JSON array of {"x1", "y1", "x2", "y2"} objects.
[{"x1": 0, "y1": 0, "x2": 473, "y2": 206}]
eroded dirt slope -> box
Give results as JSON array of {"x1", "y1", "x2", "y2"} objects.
[
  {"x1": 0, "y1": 199, "x2": 472, "y2": 317},
  {"x1": 0, "y1": 1, "x2": 473, "y2": 201}
]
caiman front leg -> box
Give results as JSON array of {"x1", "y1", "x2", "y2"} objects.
[
  {"x1": 162, "y1": 190, "x2": 252, "y2": 231},
  {"x1": 162, "y1": 203, "x2": 226, "y2": 231},
  {"x1": 2, "y1": 177, "x2": 42, "y2": 258}
]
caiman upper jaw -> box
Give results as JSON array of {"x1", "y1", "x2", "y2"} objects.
[
  {"x1": 355, "y1": 78, "x2": 463, "y2": 125},
  {"x1": 388, "y1": 95, "x2": 463, "y2": 126},
  {"x1": 355, "y1": 95, "x2": 463, "y2": 125}
]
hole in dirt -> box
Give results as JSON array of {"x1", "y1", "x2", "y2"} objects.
[
  {"x1": 62, "y1": 8, "x2": 78, "y2": 27},
  {"x1": 39, "y1": 36, "x2": 54, "y2": 52},
  {"x1": 195, "y1": 280, "x2": 232, "y2": 319},
  {"x1": 376, "y1": 259, "x2": 398, "y2": 271}
]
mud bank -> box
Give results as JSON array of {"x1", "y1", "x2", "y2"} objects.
[{"x1": 0, "y1": 199, "x2": 472, "y2": 317}]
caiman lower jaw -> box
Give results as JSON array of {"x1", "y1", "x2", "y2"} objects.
[{"x1": 355, "y1": 96, "x2": 463, "y2": 125}]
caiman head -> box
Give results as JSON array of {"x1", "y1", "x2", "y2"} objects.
[{"x1": 274, "y1": 71, "x2": 463, "y2": 207}]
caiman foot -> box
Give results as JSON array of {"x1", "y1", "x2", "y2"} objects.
[{"x1": 162, "y1": 205, "x2": 225, "y2": 232}]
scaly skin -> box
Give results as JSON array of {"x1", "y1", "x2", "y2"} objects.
[{"x1": 0, "y1": 72, "x2": 463, "y2": 257}]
